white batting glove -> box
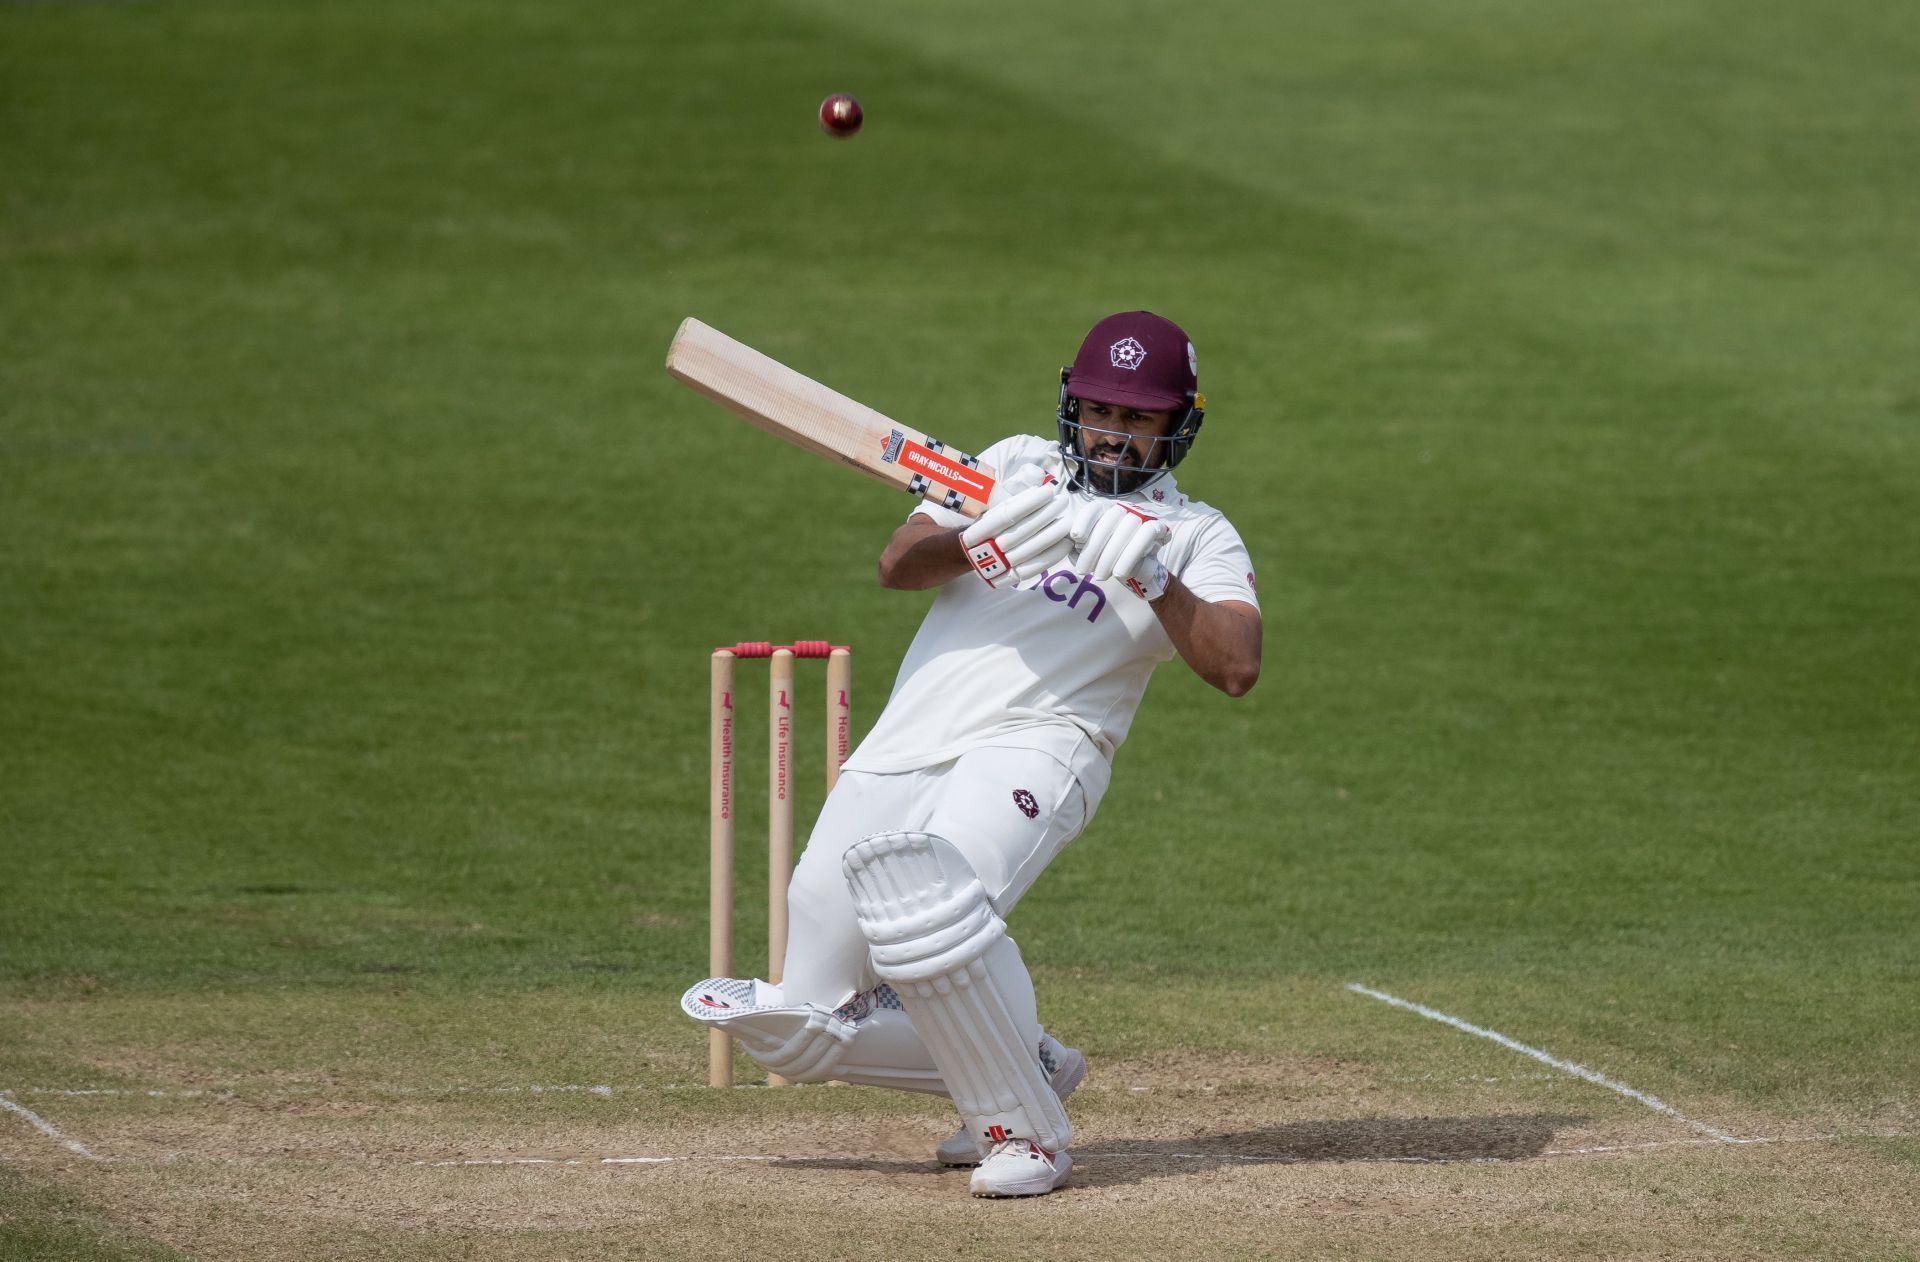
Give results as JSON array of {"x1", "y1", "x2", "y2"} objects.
[
  {"x1": 960, "y1": 465, "x2": 1072, "y2": 587},
  {"x1": 1068, "y1": 498, "x2": 1173, "y2": 599}
]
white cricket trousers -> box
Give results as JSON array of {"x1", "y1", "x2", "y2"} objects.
[{"x1": 779, "y1": 745, "x2": 1091, "y2": 1012}]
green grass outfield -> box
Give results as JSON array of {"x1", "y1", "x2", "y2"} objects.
[{"x1": 3, "y1": 1, "x2": 1916, "y2": 1256}]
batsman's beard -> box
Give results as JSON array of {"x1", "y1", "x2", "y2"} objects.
[{"x1": 1065, "y1": 428, "x2": 1173, "y2": 497}]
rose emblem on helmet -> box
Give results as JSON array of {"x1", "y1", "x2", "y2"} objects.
[{"x1": 1109, "y1": 337, "x2": 1147, "y2": 370}]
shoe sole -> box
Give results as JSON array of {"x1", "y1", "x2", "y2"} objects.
[{"x1": 968, "y1": 1184, "x2": 1062, "y2": 1199}]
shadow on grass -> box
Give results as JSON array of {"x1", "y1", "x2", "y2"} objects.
[{"x1": 774, "y1": 1113, "x2": 1587, "y2": 1184}]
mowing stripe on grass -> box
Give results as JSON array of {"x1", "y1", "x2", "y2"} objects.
[
  {"x1": 1347, "y1": 984, "x2": 1739, "y2": 1143},
  {"x1": 0, "y1": 1091, "x2": 99, "y2": 1160}
]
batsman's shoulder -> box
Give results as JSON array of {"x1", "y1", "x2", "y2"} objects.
[
  {"x1": 1145, "y1": 483, "x2": 1231, "y2": 528},
  {"x1": 1159, "y1": 492, "x2": 1256, "y2": 572},
  {"x1": 1185, "y1": 499, "x2": 1254, "y2": 551},
  {"x1": 1179, "y1": 494, "x2": 1239, "y2": 528}
]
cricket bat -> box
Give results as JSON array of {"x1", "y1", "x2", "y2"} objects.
[{"x1": 666, "y1": 317, "x2": 998, "y2": 517}]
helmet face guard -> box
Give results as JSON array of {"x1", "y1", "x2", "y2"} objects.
[{"x1": 1056, "y1": 368, "x2": 1206, "y2": 498}]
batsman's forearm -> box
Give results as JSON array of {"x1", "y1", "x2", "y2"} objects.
[
  {"x1": 1151, "y1": 579, "x2": 1262, "y2": 697},
  {"x1": 878, "y1": 519, "x2": 972, "y2": 590}
]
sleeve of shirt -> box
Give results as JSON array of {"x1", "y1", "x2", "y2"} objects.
[
  {"x1": 906, "y1": 435, "x2": 1044, "y2": 529},
  {"x1": 1174, "y1": 514, "x2": 1260, "y2": 611}
]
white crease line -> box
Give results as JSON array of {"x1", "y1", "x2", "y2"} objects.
[
  {"x1": 418, "y1": 1132, "x2": 1908, "y2": 1171},
  {"x1": 21, "y1": 1089, "x2": 212, "y2": 1098},
  {"x1": 0, "y1": 1092, "x2": 100, "y2": 1160},
  {"x1": 421, "y1": 1155, "x2": 780, "y2": 1168},
  {"x1": 1347, "y1": 983, "x2": 1739, "y2": 1143},
  {"x1": 420, "y1": 1152, "x2": 1484, "y2": 1169},
  {"x1": 20, "y1": 1084, "x2": 628, "y2": 1099}
]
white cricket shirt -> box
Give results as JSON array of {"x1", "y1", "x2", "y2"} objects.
[{"x1": 842, "y1": 434, "x2": 1259, "y2": 807}]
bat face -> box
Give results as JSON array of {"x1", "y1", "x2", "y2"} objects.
[{"x1": 666, "y1": 318, "x2": 996, "y2": 517}]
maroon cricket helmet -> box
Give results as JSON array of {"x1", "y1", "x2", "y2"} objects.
[
  {"x1": 1064, "y1": 311, "x2": 1198, "y2": 411},
  {"x1": 1056, "y1": 311, "x2": 1207, "y2": 496}
]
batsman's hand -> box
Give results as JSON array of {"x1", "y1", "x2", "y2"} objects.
[
  {"x1": 1068, "y1": 498, "x2": 1173, "y2": 599},
  {"x1": 961, "y1": 465, "x2": 1072, "y2": 587}
]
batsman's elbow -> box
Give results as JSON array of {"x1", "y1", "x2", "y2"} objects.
[
  {"x1": 1220, "y1": 665, "x2": 1260, "y2": 698},
  {"x1": 875, "y1": 538, "x2": 915, "y2": 588}
]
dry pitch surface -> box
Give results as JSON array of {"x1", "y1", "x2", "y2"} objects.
[{"x1": 6, "y1": 1040, "x2": 1913, "y2": 1260}]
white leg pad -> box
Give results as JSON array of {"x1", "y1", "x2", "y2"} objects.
[{"x1": 842, "y1": 831, "x2": 1072, "y2": 1152}]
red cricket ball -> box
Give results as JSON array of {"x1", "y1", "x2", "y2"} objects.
[{"x1": 818, "y1": 93, "x2": 863, "y2": 139}]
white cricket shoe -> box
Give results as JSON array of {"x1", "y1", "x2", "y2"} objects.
[
  {"x1": 969, "y1": 1139, "x2": 1072, "y2": 1198},
  {"x1": 935, "y1": 1037, "x2": 1087, "y2": 1167}
]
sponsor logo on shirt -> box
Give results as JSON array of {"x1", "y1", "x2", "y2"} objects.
[{"x1": 1016, "y1": 567, "x2": 1108, "y2": 624}]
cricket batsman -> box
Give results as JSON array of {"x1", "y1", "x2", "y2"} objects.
[{"x1": 682, "y1": 311, "x2": 1262, "y2": 1197}]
